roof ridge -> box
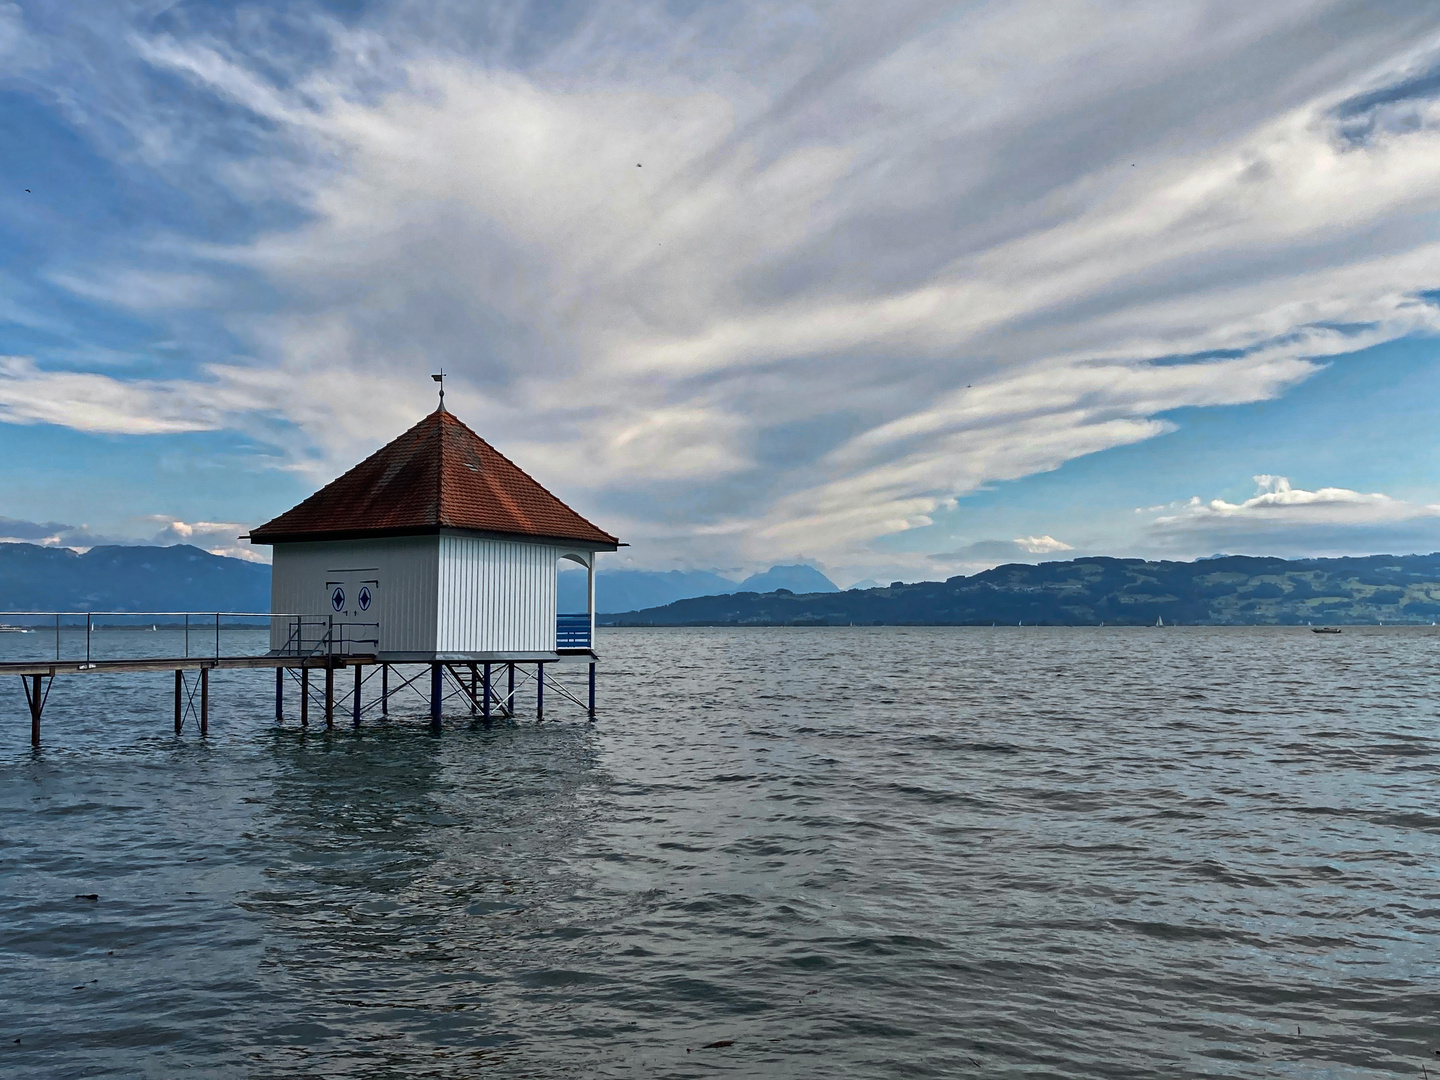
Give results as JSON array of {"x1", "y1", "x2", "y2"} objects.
[
  {"x1": 440, "y1": 410, "x2": 615, "y2": 541},
  {"x1": 435, "y1": 409, "x2": 449, "y2": 527}
]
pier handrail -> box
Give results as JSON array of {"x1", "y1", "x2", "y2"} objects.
[{"x1": 0, "y1": 611, "x2": 377, "y2": 663}]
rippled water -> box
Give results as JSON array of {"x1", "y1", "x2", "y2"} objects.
[{"x1": 3, "y1": 626, "x2": 1439, "y2": 1078}]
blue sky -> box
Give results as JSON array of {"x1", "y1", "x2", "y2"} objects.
[{"x1": 4, "y1": 1, "x2": 1440, "y2": 584}]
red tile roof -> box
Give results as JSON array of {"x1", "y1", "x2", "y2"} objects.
[{"x1": 247, "y1": 408, "x2": 619, "y2": 547}]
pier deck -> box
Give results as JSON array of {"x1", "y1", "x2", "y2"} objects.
[{"x1": 0, "y1": 653, "x2": 376, "y2": 678}]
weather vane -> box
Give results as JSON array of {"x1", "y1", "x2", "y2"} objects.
[{"x1": 431, "y1": 368, "x2": 446, "y2": 409}]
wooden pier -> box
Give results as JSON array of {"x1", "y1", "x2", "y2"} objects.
[
  {"x1": 5, "y1": 612, "x2": 597, "y2": 746},
  {"x1": 8, "y1": 389, "x2": 618, "y2": 748}
]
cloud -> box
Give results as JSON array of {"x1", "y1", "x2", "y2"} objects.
[
  {"x1": 1015, "y1": 535, "x2": 1074, "y2": 554},
  {"x1": 931, "y1": 534, "x2": 1076, "y2": 571},
  {"x1": 13, "y1": 4, "x2": 1440, "y2": 575},
  {"x1": 1149, "y1": 475, "x2": 1440, "y2": 557},
  {"x1": 0, "y1": 516, "x2": 98, "y2": 547},
  {"x1": 0, "y1": 2, "x2": 46, "y2": 71},
  {"x1": 143, "y1": 517, "x2": 266, "y2": 562},
  {"x1": 0, "y1": 356, "x2": 220, "y2": 435},
  {"x1": 0, "y1": 513, "x2": 266, "y2": 562}
]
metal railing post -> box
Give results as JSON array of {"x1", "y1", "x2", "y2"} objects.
[
  {"x1": 86, "y1": 613, "x2": 91, "y2": 664},
  {"x1": 215, "y1": 613, "x2": 220, "y2": 660},
  {"x1": 54, "y1": 613, "x2": 59, "y2": 661},
  {"x1": 184, "y1": 613, "x2": 189, "y2": 658}
]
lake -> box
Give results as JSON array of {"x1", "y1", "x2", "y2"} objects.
[{"x1": 2, "y1": 626, "x2": 1438, "y2": 1078}]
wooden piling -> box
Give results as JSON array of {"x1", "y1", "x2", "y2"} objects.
[
  {"x1": 536, "y1": 661, "x2": 544, "y2": 721},
  {"x1": 199, "y1": 666, "x2": 209, "y2": 737},
  {"x1": 429, "y1": 662, "x2": 442, "y2": 732},
  {"x1": 507, "y1": 662, "x2": 515, "y2": 719},
  {"x1": 588, "y1": 661, "x2": 596, "y2": 721},
  {"x1": 275, "y1": 667, "x2": 284, "y2": 723},
  {"x1": 482, "y1": 662, "x2": 491, "y2": 723},
  {"x1": 324, "y1": 664, "x2": 334, "y2": 729},
  {"x1": 29, "y1": 674, "x2": 43, "y2": 746},
  {"x1": 381, "y1": 663, "x2": 388, "y2": 717},
  {"x1": 301, "y1": 667, "x2": 309, "y2": 728},
  {"x1": 174, "y1": 670, "x2": 183, "y2": 734},
  {"x1": 353, "y1": 664, "x2": 362, "y2": 729},
  {"x1": 468, "y1": 662, "x2": 478, "y2": 715}
]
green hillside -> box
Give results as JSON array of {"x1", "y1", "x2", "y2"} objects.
[{"x1": 601, "y1": 554, "x2": 1440, "y2": 626}]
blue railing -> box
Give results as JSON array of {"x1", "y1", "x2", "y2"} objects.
[{"x1": 556, "y1": 613, "x2": 592, "y2": 649}]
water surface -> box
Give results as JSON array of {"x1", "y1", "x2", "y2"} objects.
[{"x1": 2, "y1": 626, "x2": 1438, "y2": 1077}]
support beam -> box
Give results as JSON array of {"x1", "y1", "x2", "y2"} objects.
[
  {"x1": 199, "y1": 666, "x2": 209, "y2": 737},
  {"x1": 275, "y1": 667, "x2": 284, "y2": 724},
  {"x1": 381, "y1": 663, "x2": 388, "y2": 717},
  {"x1": 324, "y1": 665, "x2": 334, "y2": 730},
  {"x1": 429, "y1": 662, "x2": 442, "y2": 732},
  {"x1": 482, "y1": 663, "x2": 491, "y2": 724},
  {"x1": 301, "y1": 667, "x2": 309, "y2": 728},
  {"x1": 468, "y1": 662, "x2": 478, "y2": 716},
  {"x1": 27, "y1": 674, "x2": 43, "y2": 746},
  {"x1": 536, "y1": 661, "x2": 544, "y2": 721},
  {"x1": 174, "y1": 670, "x2": 183, "y2": 735},
  {"x1": 353, "y1": 664, "x2": 363, "y2": 729},
  {"x1": 588, "y1": 662, "x2": 596, "y2": 721}
]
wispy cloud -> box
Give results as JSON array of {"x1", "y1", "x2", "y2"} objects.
[{"x1": 9, "y1": 3, "x2": 1440, "y2": 574}]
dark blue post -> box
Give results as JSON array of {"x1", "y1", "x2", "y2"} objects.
[
  {"x1": 430, "y1": 662, "x2": 443, "y2": 732},
  {"x1": 507, "y1": 662, "x2": 515, "y2": 719},
  {"x1": 275, "y1": 667, "x2": 284, "y2": 723},
  {"x1": 381, "y1": 663, "x2": 388, "y2": 716},
  {"x1": 482, "y1": 663, "x2": 491, "y2": 723},
  {"x1": 588, "y1": 662, "x2": 596, "y2": 721},
  {"x1": 536, "y1": 662, "x2": 544, "y2": 721},
  {"x1": 353, "y1": 664, "x2": 362, "y2": 729}
]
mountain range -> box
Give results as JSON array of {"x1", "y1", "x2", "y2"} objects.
[
  {"x1": 11, "y1": 544, "x2": 1440, "y2": 627},
  {"x1": 0, "y1": 544, "x2": 839, "y2": 618},
  {"x1": 0, "y1": 544, "x2": 270, "y2": 615},
  {"x1": 599, "y1": 553, "x2": 1440, "y2": 626}
]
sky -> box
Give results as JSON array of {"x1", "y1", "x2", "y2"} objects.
[{"x1": 4, "y1": 1, "x2": 1440, "y2": 586}]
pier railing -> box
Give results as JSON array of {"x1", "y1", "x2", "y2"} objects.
[
  {"x1": 556, "y1": 613, "x2": 592, "y2": 649},
  {"x1": 274, "y1": 616, "x2": 380, "y2": 658},
  {"x1": 0, "y1": 612, "x2": 379, "y2": 664}
]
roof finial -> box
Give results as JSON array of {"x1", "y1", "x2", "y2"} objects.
[{"x1": 431, "y1": 369, "x2": 446, "y2": 412}]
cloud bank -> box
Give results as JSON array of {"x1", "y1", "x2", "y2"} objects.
[
  {"x1": 1150, "y1": 475, "x2": 1440, "y2": 557},
  {"x1": 0, "y1": 515, "x2": 263, "y2": 562}
]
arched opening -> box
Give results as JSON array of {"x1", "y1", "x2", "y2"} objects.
[{"x1": 556, "y1": 551, "x2": 593, "y2": 649}]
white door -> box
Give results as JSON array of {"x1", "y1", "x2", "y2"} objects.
[{"x1": 324, "y1": 571, "x2": 380, "y2": 652}]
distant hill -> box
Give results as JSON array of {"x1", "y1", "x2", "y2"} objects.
[
  {"x1": 0, "y1": 544, "x2": 270, "y2": 615},
  {"x1": 599, "y1": 554, "x2": 1440, "y2": 626},
  {"x1": 559, "y1": 563, "x2": 838, "y2": 613}
]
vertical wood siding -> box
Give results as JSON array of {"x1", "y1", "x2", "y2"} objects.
[{"x1": 436, "y1": 534, "x2": 559, "y2": 652}]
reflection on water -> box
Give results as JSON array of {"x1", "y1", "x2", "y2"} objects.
[{"x1": 2, "y1": 626, "x2": 1440, "y2": 1078}]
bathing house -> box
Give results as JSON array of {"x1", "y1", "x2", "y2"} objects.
[{"x1": 246, "y1": 402, "x2": 619, "y2": 662}]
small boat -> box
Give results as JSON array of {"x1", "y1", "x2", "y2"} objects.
[
  {"x1": 1311, "y1": 626, "x2": 1342, "y2": 634},
  {"x1": 0, "y1": 624, "x2": 31, "y2": 633}
]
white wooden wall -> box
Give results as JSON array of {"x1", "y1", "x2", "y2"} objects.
[
  {"x1": 436, "y1": 534, "x2": 560, "y2": 653},
  {"x1": 269, "y1": 536, "x2": 439, "y2": 653}
]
